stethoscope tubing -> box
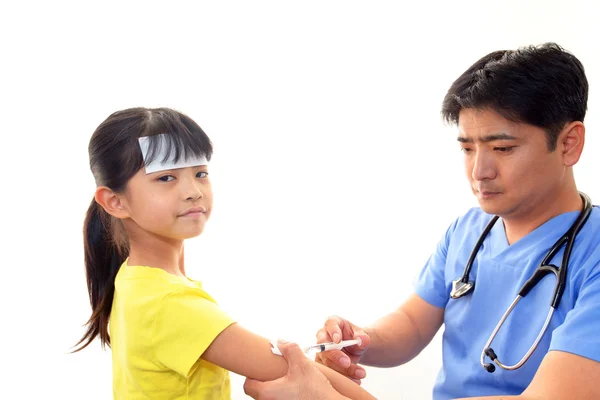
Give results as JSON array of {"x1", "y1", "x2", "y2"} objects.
[{"x1": 450, "y1": 192, "x2": 593, "y2": 373}]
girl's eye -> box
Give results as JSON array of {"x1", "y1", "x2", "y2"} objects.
[
  {"x1": 158, "y1": 175, "x2": 175, "y2": 182},
  {"x1": 196, "y1": 171, "x2": 208, "y2": 178}
]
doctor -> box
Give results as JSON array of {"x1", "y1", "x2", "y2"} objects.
[{"x1": 244, "y1": 42, "x2": 600, "y2": 399}]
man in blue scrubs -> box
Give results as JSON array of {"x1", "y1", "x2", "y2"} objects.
[{"x1": 244, "y1": 42, "x2": 600, "y2": 399}]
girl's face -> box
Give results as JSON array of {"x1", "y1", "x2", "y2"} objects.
[{"x1": 119, "y1": 165, "x2": 213, "y2": 241}]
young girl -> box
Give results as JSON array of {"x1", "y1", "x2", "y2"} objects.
[{"x1": 74, "y1": 107, "x2": 374, "y2": 400}]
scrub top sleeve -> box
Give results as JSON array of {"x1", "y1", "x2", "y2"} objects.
[
  {"x1": 549, "y1": 261, "x2": 600, "y2": 363},
  {"x1": 413, "y1": 218, "x2": 459, "y2": 309}
]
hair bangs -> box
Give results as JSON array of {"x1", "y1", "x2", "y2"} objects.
[{"x1": 137, "y1": 108, "x2": 213, "y2": 171}]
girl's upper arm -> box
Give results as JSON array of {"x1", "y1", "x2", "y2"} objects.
[
  {"x1": 202, "y1": 322, "x2": 288, "y2": 381},
  {"x1": 202, "y1": 323, "x2": 377, "y2": 400}
]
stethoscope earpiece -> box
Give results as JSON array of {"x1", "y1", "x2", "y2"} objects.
[
  {"x1": 483, "y1": 348, "x2": 498, "y2": 372},
  {"x1": 484, "y1": 363, "x2": 496, "y2": 373}
]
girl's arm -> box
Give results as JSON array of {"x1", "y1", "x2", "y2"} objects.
[{"x1": 202, "y1": 323, "x2": 377, "y2": 400}]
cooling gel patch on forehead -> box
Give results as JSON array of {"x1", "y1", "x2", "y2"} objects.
[{"x1": 138, "y1": 134, "x2": 209, "y2": 174}]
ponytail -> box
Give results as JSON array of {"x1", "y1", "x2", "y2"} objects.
[{"x1": 73, "y1": 198, "x2": 128, "y2": 351}]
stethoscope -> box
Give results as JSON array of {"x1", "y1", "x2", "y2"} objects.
[{"x1": 450, "y1": 192, "x2": 593, "y2": 373}]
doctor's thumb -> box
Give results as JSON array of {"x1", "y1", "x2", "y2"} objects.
[{"x1": 278, "y1": 340, "x2": 307, "y2": 367}]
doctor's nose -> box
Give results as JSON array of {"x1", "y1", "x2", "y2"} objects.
[{"x1": 471, "y1": 152, "x2": 497, "y2": 181}]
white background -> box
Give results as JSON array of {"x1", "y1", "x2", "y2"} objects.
[{"x1": 1, "y1": 1, "x2": 599, "y2": 399}]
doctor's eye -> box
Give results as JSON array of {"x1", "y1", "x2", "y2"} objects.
[
  {"x1": 460, "y1": 147, "x2": 473, "y2": 154},
  {"x1": 196, "y1": 171, "x2": 209, "y2": 179},
  {"x1": 158, "y1": 175, "x2": 176, "y2": 182},
  {"x1": 494, "y1": 146, "x2": 515, "y2": 153}
]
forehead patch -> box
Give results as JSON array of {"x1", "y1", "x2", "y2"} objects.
[{"x1": 138, "y1": 134, "x2": 208, "y2": 174}]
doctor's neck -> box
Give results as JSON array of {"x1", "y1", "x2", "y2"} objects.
[{"x1": 502, "y1": 183, "x2": 582, "y2": 245}]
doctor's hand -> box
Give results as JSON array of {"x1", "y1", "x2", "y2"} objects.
[
  {"x1": 315, "y1": 315, "x2": 371, "y2": 385},
  {"x1": 243, "y1": 340, "x2": 348, "y2": 400}
]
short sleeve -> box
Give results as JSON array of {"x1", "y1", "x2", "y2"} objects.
[
  {"x1": 153, "y1": 287, "x2": 236, "y2": 377},
  {"x1": 549, "y1": 262, "x2": 600, "y2": 362},
  {"x1": 413, "y1": 218, "x2": 458, "y2": 309}
]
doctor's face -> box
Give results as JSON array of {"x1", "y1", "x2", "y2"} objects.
[{"x1": 457, "y1": 108, "x2": 568, "y2": 219}]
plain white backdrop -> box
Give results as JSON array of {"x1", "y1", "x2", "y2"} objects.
[{"x1": 1, "y1": 1, "x2": 599, "y2": 399}]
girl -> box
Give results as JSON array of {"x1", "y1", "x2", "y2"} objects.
[{"x1": 74, "y1": 107, "x2": 374, "y2": 400}]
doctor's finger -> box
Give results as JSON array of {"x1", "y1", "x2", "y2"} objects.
[
  {"x1": 278, "y1": 341, "x2": 308, "y2": 374},
  {"x1": 318, "y1": 353, "x2": 366, "y2": 381},
  {"x1": 344, "y1": 331, "x2": 371, "y2": 357},
  {"x1": 243, "y1": 378, "x2": 265, "y2": 399},
  {"x1": 316, "y1": 349, "x2": 352, "y2": 369},
  {"x1": 316, "y1": 328, "x2": 333, "y2": 345},
  {"x1": 323, "y1": 316, "x2": 347, "y2": 343}
]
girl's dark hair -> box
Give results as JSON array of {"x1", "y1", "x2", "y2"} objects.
[
  {"x1": 73, "y1": 107, "x2": 213, "y2": 351},
  {"x1": 441, "y1": 42, "x2": 588, "y2": 151}
]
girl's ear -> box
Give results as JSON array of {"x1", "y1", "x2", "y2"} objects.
[{"x1": 95, "y1": 186, "x2": 130, "y2": 219}]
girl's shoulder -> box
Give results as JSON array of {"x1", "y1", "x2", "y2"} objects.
[{"x1": 116, "y1": 264, "x2": 215, "y2": 302}]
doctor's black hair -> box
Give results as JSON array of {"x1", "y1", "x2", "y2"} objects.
[
  {"x1": 73, "y1": 107, "x2": 213, "y2": 352},
  {"x1": 441, "y1": 42, "x2": 588, "y2": 151}
]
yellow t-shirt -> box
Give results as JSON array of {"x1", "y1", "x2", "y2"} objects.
[{"x1": 110, "y1": 262, "x2": 235, "y2": 399}]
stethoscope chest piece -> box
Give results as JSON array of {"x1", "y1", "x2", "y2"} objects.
[{"x1": 450, "y1": 278, "x2": 474, "y2": 299}]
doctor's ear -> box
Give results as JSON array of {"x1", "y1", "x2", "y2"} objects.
[
  {"x1": 94, "y1": 186, "x2": 130, "y2": 219},
  {"x1": 558, "y1": 121, "x2": 585, "y2": 167}
]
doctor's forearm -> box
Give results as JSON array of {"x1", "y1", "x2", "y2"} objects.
[{"x1": 359, "y1": 309, "x2": 428, "y2": 367}]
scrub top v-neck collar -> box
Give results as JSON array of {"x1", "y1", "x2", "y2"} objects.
[{"x1": 488, "y1": 210, "x2": 581, "y2": 267}]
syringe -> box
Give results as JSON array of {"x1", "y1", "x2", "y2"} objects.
[
  {"x1": 303, "y1": 338, "x2": 362, "y2": 353},
  {"x1": 270, "y1": 338, "x2": 362, "y2": 356}
]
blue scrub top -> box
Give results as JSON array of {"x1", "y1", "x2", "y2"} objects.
[{"x1": 414, "y1": 205, "x2": 600, "y2": 399}]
